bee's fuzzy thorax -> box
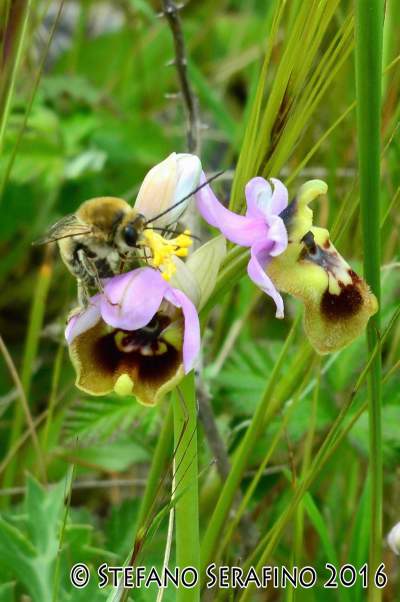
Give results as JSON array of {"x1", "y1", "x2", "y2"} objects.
[{"x1": 76, "y1": 197, "x2": 135, "y2": 238}]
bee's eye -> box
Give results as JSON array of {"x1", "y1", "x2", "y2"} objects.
[{"x1": 123, "y1": 225, "x2": 138, "y2": 247}]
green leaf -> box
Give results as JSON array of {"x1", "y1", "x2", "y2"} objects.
[
  {"x1": 68, "y1": 438, "x2": 150, "y2": 472},
  {"x1": 63, "y1": 395, "x2": 154, "y2": 446},
  {"x1": 0, "y1": 514, "x2": 51, "y2": 602},
  {"x1": 64, "y1": 149, "x2": 107, "y2": 180},
  {"x1": 25, "y1": 476, "x2": 65, "y2": 554},
  {"x1": 0, "y1": 476, "x2": 101, "y2": 602}
]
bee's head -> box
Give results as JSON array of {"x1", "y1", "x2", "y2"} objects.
[{"x1": 114, "y1": 212, "x2": 146, "y2": 253}]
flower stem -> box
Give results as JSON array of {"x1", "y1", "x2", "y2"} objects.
[
  {"x1": 162, "y1": 0, "x2": 200, "y2": 155},
  {"x1": 136, "y1": 404, "x2": 174, "y2": 530},
  {"x1": 355, "y1": 2, "x2": 383, "y2": 599},
  {"x1": 121, "y1": 406, "x2": 173, "y2": 602},
  {"x1": 172, "y1": 372, "x2": 200, "y2": 601}
]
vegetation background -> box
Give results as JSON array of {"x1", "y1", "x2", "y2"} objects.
[{"x1": 0, "y1": 0, "x2": 399, "y2": 601}]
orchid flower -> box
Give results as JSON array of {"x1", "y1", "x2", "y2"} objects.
[
  {"x1": 65, "y1": 237, "x2": 226, "y2": 405},
  {"x1": 195, "y1": 175, "x2": 288, "y2": 317},
  {"x1": 267, "y1": 180, "x2": 378, "y2": 353},
  {"x1": 134, "y1": 152, "x2": 202, "y2": 280}
]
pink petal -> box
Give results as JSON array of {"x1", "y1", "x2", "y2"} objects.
[
  {"x1": 265, "y1": 214, "x2": 288, "y2": 256},
  {"x1": 165, "y1": 287, "x2": 200, "y2": 373},
  {"x1": 195, "y1": 172, "x2": 266, "y2": 246},
  {"x1": 65, "y1": 296, "x2": 102, "y2": 343},
  {"x1": 245, "y1": 177, "x2": 273, "y2": 219},
  {"x1": 101, "y1": 268, "x2": 168, "y2": 331},
  {"x1": 270, "y1": 178, "x2": 289, "y2": 214},
  {"x1": 247, "y1": 241, "x2": 285, "y2": 318},
  {"x1": 245, "y1": 177, "x2": 288, "y2": 219}
]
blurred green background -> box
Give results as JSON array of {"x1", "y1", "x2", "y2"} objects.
[{"x1": 0, "y1": 1, "x2": 399, "y2": 601}]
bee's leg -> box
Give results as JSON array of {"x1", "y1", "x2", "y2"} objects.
[
  {"x1": 65, "y1": 281, "x2": 90, "y2": 324},
  {"x1": 76, "y1": 249, "x2": 104, "y2": 294},
  {"x1": 77, "y1": 280, "x2": 91, "y2": 308},
  {"x1": 76, "y1": 249, "x2": 119, "y2": 307},
  {"x1": 87, "y1": 260, "x2": 105, "y2": 295}
]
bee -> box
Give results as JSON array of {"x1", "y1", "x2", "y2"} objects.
[
  {"x1": 33, "y1": 197, "x2": 147, "y2": 306},
  {"x1": 33, "y1": 171, "x2": 223, "y2": 307}
]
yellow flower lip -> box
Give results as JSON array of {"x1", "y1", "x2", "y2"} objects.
[
  {"x1": 141, "y1": 228, "x2": 193, "y2": 280},
  {"x1": 69, "y1": 308, "x2": 186, "y2": 405},
  {"x1": 268, "y1": 179, "x2": 378, "y2": 353}
]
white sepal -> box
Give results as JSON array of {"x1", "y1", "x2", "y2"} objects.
[
  {"x1": 186, "y1": 235, "x2": 226, "y2": 309},
  {"x1": 170, "y1": 256, "x2": 201, "y2": 308},
  {"x1": 135, "y1": 153, "x2": 202, "y2": 228}
]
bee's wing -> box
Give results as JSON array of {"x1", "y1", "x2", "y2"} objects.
[{"x1": 32, "y1": 215, "x2": 93, "y2": 245}]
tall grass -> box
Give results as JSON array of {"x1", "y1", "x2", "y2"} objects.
[
  {"x1": 355, "y1": 2, "x2": 384, "y2": 600},
  {"x1": 173, "y1": 373, "x2": 200, "y2": 601},
  {"x1": 2, "y1": 252, "x2": 53, "y2": 503}
]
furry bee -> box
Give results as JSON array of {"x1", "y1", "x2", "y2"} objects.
[
  {"x1": 33, "y1": 197, "x2": 147, "y2": 306},
  {"x1": 34, "y1": 172, "x2": 222, "y2": 307}
]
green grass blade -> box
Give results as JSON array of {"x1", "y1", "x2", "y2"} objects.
[
  {"x1": 172, "y1": 372, "x2": 200, "y2": 601},
  {"x1": 1, "y1": 253, "x2": 53, "y2": 503},
  {"x1": 200, "y1": 314, "x2": 300, "y2": 575},
  {"x1": 355, "y1": 3, "x2": 384, "y2": 600}
]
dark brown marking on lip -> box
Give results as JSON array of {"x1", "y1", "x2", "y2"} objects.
[
  {"x1": 323, "y1": 239, "x2": 330, "y2": 249},
  {"x1": 95, "y1": 332, "x2": 122, "y2": 374},
  {"x1": 348, "y1": 269, "x2": 362, "y2": 284},
  {"x1": 320, "y1": 284, "x2": 363, "y2": 321},
  {"x1": 94, "y1": 330, "x2": 180, "y2": 386}
]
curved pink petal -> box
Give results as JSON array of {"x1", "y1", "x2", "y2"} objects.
[
  {"x1": 247, "y1": 241, "x2": 284, "y2": 318},
  {"x1": 270, "y1": 178, "x2": 289, "y2": 214},
  {"x1": 245, "y1": 177, "x2": 288, "y2": 219},
  {"x1": 65, "y1": 296, "x2": 102, "y2": 343},
  {"x1": 195, "y1": 173, "x2": 266, "y2": 246},
  {"x1": 245, "y1": 177, "x2": 273, "y2": 219},
  {"x1": 101, "y1": 268, "x2": 168, "y2": 331},
  {"x1": 165, "y1": 287, "x2": 200, "y2": 373},
  {"x1": 265, "y1": 214, "x2": 288, "y2": 256}
]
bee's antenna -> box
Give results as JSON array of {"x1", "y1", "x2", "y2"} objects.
[
  {"x1": 147, "y1": 227, "x2": 202, "y2": 241},
  {"x1": 144, "y1": 170, "x2": 225, "y2": 226}
]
